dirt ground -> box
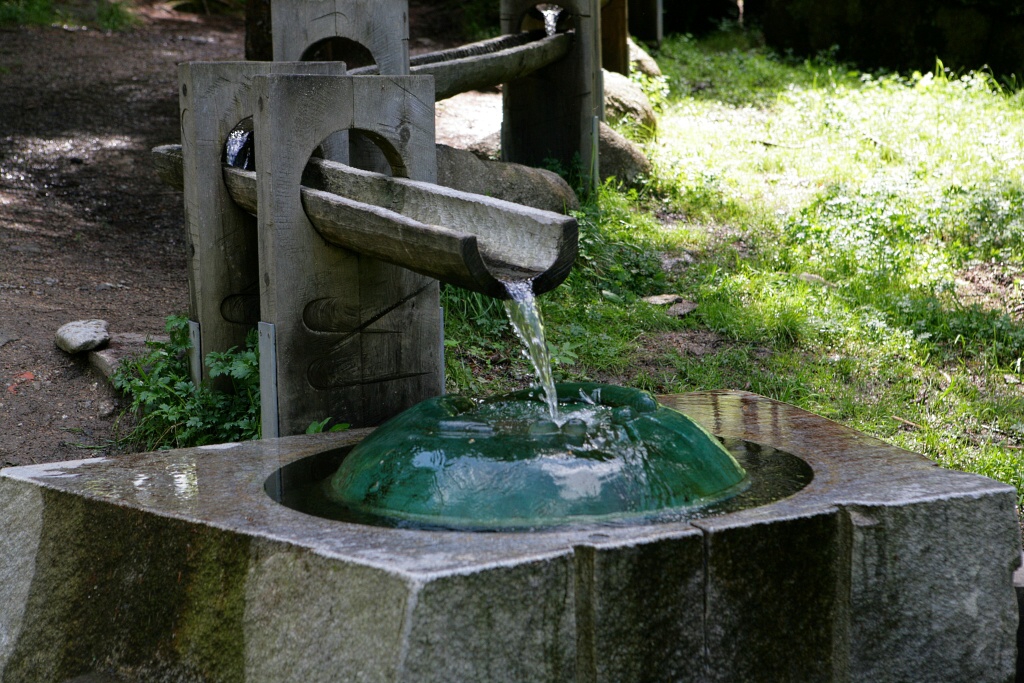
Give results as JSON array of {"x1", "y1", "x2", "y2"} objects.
[{"x1": 0, "y1": 2, "x2": 492, "y2": 466}]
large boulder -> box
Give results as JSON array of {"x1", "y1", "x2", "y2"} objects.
[
  {"x1": 603, "y1": 69, "x2": 657, "y2": 139},
  {"x1": 628, "y1": 37, "x2": 663, "y2": 78},
  {"x1": 598, "y1": 122, "x2": 652, "y2": 187},
  {"x1": 435, "y1": 144, "x2": 579, "y2": 214}
]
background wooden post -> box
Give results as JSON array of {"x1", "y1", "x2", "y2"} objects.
[
  {"x1": 253, "y1": 74, "x2": 442, "y2": 436},
  {"x1": 602, "y1": 0, "x2": 630, "y2": 75},
  {"x1": 500, "y1": 0, "x2": 603, "y2": 184},
  {"x1": 177, "y1": 61, "x2": 347, "y2": 385},
  {"x1": 270, "y1": 0, "x2": 410, "y2": 75},
  {"x1": 628, "y1": 0, "x2": 663, "y2": 46}
]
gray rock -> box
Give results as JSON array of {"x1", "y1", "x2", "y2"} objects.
[
  {"x1": 436, "y1": 144, "x2": 579, "y2": 214},
  {"x1": 466, "y1": 132, "x2": 502, "y2": 161},
  {"x1": 603, "y1": 69, "x2": 657, "y2": 139},
  {"x1": 599, "y1": 122, "x2": 652, "y2": 187},
  {"x1": 667, "y1": 300, "x2": 698, "y2": 318},
  {"x1": 87, "y1": 332, "x2": 164, "y2": 379},
  {"x1": 642, "y1": 294, "x2": 683, "y2": 306},
  {"x1": 628, "y1": 37, "x2": 663, "y2": 78},
  {"x1": 54, "y1": 320, "x2": 110, "y2": 355}
]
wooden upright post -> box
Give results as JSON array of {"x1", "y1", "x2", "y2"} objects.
[
  {"x1": 253, "y1": 74, "x2": 441, "y2": 436},
  {"x1": 500, "y1": 0, "x2": 603, "y2": 185},
  {"x1": 177, "y1": 61, "x2": 347, "y2": 384},
  {"x1": 270, "y1": 0, "x2": 409, "y2": 74},
  {"x1": 628, "y1": 0, "x2": 663, "y2": 46},
  {"x1": 602, "y1": 0, "x2": 630, "y2": 75}
]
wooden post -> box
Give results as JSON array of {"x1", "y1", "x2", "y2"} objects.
[
  {"x1": 253, "y1": 74, "x2": 442, "y2": 436},
  {"x1": 270, "y1": 0, "x2": 409, "y2": 75},
  {"x1": 500, "y1": 0, "x2": 603, "y2": 185},
  {"x1": 602, "y1": 0, "x2": 630, "y2": 75},
  {"x1": 628, "y1": 0, "x2": 663, "y2": 46},
  {"x1": 177, "y1": 61, "x2": 347, "y2": 385}
]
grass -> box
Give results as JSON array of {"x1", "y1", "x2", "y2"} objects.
[
  {"x1": 443, "y1": 28, "x2": 1024, "y2": 503},
  {"x1": 0, "y1": 0, "x2": 138, "y2": 30}
]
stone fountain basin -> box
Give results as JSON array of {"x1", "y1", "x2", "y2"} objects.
[{"x1": 1, "y1": 391, "x2": 1019, "y2": 682}]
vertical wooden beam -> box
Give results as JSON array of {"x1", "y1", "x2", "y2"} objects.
[
  {"x1": 628, "y1": 0, "x2": 663, "y2": 46},
  {"x1": 602, "y1": 0, "x2": 630, "y2": 75},
  {"x1": 500, "y1": 0, "x2": 603, "y2": 185},
  {"x1": 270, "y1": 0, "x2": 410, "y2": 75},
  {"x1": 177, "y1": 61, "x2": 347, "y2": 384},
  {"x1": 253, "y1": 74, "x2": 441, "y2": 435}
]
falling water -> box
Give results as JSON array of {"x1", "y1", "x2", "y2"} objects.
[
  {"x1": 537, "y1": 4, "x2": 563, "y2": 36},
  {"x1": 502, "y1": 279, "x2": 559, "y2": 419}
]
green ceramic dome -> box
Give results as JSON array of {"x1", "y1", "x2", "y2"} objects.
[{"x1": 327, "y1": 383, "x2": 748, "y2": 529}]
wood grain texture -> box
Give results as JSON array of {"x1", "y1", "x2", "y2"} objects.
[
  {"x1": 177, "y1": 61, "x2": 346, "y2": 382},
  {"x1": 270, "y1": 0, "x2": 409, "y2": 74},
  {"x1": 161, "y1": 148, "x2": 577, "y2": 297},
  {"x1": 253, "y1": 74, "x2": 440, "y2": 434},
  {"x1": 602, "y1": 0, "x2": 630, "y2": 75},
  {"x1": 628, "y1": 0, "x2": 663, "y2": 45},
  {"x1": 500, "y1": 0, "x2": 603, "y2": 180},
  {"x1": 350, "y1": 32, "x2": 573, "y2": 101}
]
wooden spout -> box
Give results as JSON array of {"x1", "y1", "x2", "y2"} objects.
[{"x1": 153, "y1": 145, "x2": 577, "y2": 298}]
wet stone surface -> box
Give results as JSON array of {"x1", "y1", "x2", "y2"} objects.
[{"x1": 1, "y1": 391, "x2": 1018, "y2": 682}]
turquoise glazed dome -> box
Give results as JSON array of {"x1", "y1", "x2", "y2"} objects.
[{"x1": 328, "y1": 383, "x2": 748, "y2": 529}]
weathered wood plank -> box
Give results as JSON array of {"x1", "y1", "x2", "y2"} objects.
[
  {"x1": 177, "y1": 61, "x2": 348, "y2": 386},
  {"x1": 302, "y1": 158, "x2": 576, "y2": 295},
  {"x1": 501, "y1": 0, "x2": 603, "y2": 183},
  {"x1": 349, "y1": 31, "x2": 574, "y2": 101},
  {"x1": 191, "y1": 155, "x2": 577, "y2": 298},
  {"x1": 628, "y1": 0, "x2": 663, "y2": 46},
  {"x1": 602, "y1": 0, "x2": 630, "y2": 75},
  {"x1": 253, "y1": 74, "x2": 440, "y2": 433},
  {"x1": 270, "y1": 0, "x2": 409, "y2": 74}
]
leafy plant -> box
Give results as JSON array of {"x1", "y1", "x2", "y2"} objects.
[
  {"x1": 96, "y1": 0, "x2": 137, "y2": 30},
  {"x1": 0, "y1": 0, "x2": 57, "y2": 25},
  {"x1": 306, "y1": 417, "x2": 351, "y2": 434},
  {"x1": 112, "y1": 316, "x2": 261, "y2": 450}
]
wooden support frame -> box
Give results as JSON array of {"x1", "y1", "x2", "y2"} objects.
[
  {"x1": 154, "y1": 145, "x2": 578, "y2": 299},
  {"x1": 252, "y1": 74, "x2": 441, "y2": 436},
  {"x1": 270, "y1": 0, "x2": 409, "y2": 74},
  {"x1": 628, "y1": 0, "x2": 663, "y2": 46},
  {"x1": 500, "y1": 0, "x2": 603, "y2": 185},
  {"x1": 602, "y1": 0, "x2": 630, "y2": 74},
  {"x1": 177, "y1": 61, "x2": 347, "y2": 385}
]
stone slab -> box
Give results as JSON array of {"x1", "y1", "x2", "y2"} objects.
[
  {"x1": 0, "y1": 391, "x2": 1019, "y2": 682},
  {"x1": 87, "y1": 333, "x2": 167, "y2": 379},
  {"x1": 54, "y1": 319, "x2": 109, "y2": 355}
]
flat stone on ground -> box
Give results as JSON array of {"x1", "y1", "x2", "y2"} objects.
[
  {"x1": 87, "y1": 332, "x2": 166, "y2": 379},
  {"x1": 642, "y1": 294, "x2": 683, "y2": 305},
  {"x1": 667, "y1": 300, "x2": 698, "y2": 317},
  {"x1": 54, "y1": 320, "x2": 110, "y2": 355}
]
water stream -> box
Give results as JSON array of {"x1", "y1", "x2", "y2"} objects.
[
  {"x1": 502, "y1": 279, "x2": 559, "y2": 419},
  {"x1": 537, "y1": 4, "x2": 563, "y2": 36}
]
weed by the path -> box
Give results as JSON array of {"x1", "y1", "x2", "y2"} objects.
[{"x1": 112, "y1": 316, "x2": 261, "y2": 450}]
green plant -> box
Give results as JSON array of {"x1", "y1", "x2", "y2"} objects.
[
  {"x1": 112, "y1": 316, "x2": 261, "y2": 450},
  {"x1": 306, "y1": 417, "x2": 350, "y2": 434},
  {"x1": 96, "y1": 0, "x2": 137, "y2": 30},
  {"x1": 0, "y1": 0, "x2": 56, "y2": 25}
]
